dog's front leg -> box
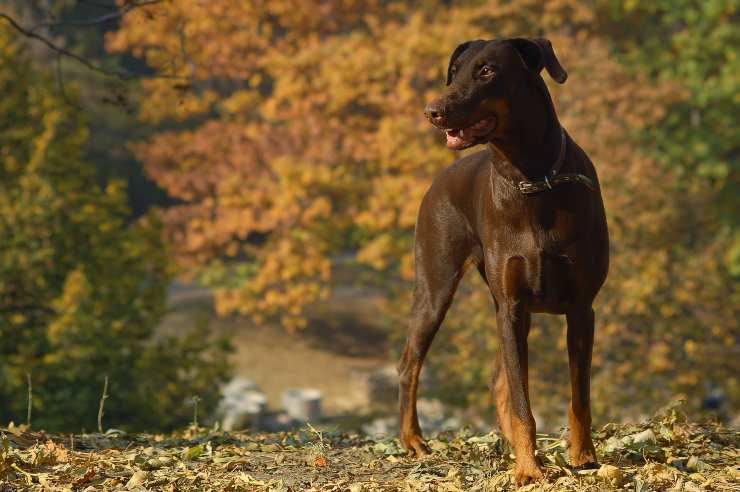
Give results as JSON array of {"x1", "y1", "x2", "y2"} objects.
[
  {"x1": 491, "y1": 310, "x2": 532, "y2": 446},
  {"x1": 566, "y1": 305, "x2": 598, "y2": 468},
  {"x1": 497, "y1": 302, "x2": 542, "y2": 484},
  {"x1": 493, "y1": 256, "x2": 542, "y2": 485}
]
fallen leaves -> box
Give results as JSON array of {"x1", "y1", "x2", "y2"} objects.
[
  {"x1": 72, "y1": 467, "x2": 97, "y2": 487},
  {"x1": 126, "y1": 469, "x2": 148, "y2": 489},
  {"x1": 33, "y1": 440, "x2": 69, "y2": 466},
  {"x1": 313, "y1": 454, "x2": 328, "y2": 467},
  {"x1": 0, "y1": 415, "x2": 736, "y2": 491},
  {"x1": 597, "y1": 464, "x2": 624, "y2": 486}
]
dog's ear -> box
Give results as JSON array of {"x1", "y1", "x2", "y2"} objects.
[
  {"x1": 446, "y1": 41, "x2": 473, "y2": 85},
  {"x1": 510, "y1": 37, "x2": 567, "y2": 84}
]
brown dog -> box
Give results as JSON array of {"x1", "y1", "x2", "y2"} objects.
[{"x1": 397, "y1": 37, "x2": 609, "y2": 484}]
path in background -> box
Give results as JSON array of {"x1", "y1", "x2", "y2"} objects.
[{"x1": 163, "y1": 278, "x2": 393, "y2": 416}]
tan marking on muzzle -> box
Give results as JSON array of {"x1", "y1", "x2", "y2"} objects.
[{"x1": 478, "y1": 98, "x2": 510, "y2": 135}]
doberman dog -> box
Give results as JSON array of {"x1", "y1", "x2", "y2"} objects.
[{"x1": 397, "y1": 37, "x2": 609, "y2": 484}]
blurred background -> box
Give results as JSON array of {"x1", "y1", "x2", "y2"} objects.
[{"x1": 0, "y1": 0, "x2": 737, "y2": 435}]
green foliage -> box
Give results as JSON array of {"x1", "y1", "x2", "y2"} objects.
[
  {"x1": 598, "y1": 0, "x2": 740, "y2": 259},
  {"x1": 5, "y1": 0, "x2": 172, "y2": 217},
  {"x1": 0, "y1": 25, "x2": 231, "y2": 432}
]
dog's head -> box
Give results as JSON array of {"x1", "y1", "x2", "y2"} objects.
[{"x1": 424, "y1": 37, "x2": 567, "y2": 150}]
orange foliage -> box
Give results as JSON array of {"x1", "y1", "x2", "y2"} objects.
[{"x1": 110, "y1": 0, "x2": 737, "y2": 417}]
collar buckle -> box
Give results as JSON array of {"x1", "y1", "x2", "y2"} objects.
[{"x1": 517, "y1": 181, "x2": 537, "y2": 194}]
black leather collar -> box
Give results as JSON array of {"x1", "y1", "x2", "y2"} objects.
[{"x1": 497, "y1": 127, "x2": 597, "y2": 195}]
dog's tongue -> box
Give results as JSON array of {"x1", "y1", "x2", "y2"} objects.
[
  {"x1": 446, "y1": 129, "x2": 467, "y2": 149},
  {"x1": 445, "y1": 117, "x2": 496, "y2": 149}
]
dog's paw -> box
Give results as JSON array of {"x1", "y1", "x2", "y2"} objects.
[
  {"x1": 514, "y1": 461, "x2": 544, "y2": 486},
  {"x1": 570, "y1": 446, "x2": 598, "y2": 469},
  {"x1": 401, "y1": 434, "x2": 431, "y2": 458}
]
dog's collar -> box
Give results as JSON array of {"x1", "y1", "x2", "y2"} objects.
[
  {"x1": 516, "y1": 172, "x2": 596, "y2": 194},
  {"x1": 500, "y1": 127, "x2": 596, "y2": 195}
]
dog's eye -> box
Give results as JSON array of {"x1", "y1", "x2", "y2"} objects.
[{"x1": 480, "y1": 65, "x2": 494, "y2": 77}]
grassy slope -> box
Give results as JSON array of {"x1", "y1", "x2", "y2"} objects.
[{"x1": 1, "y1": 410, "x2": 738, "y2": 491}]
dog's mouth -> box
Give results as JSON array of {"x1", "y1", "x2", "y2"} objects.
[{"x1": 445, "y1": 116, "x2": 497, "y2": 150}]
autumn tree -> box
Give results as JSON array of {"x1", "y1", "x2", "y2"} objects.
[
  {"x1": 0, "y1": 24, "x2": 230, "y2": 432},
  {"x1": 108, "y1": 0, "x2": 738, "y2": 423}
]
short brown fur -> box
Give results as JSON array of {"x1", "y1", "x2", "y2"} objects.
[{"x1": 398, "y1": 37, "x2": 608, "y2": 485}]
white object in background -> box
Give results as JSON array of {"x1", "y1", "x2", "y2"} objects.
[
  {"x1": 282, "y1": 388, "x2": 322, "y2": 422},
  {"x1": 219, "y1": 377, "x2": 268, "y2": 431}
]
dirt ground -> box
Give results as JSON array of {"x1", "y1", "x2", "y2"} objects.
[
  {"x1": 163, "y1": 279, "x2": 394, "y2": 416},
  {"x1": 2, "y1": 410, "x2": 737, "y2": 491}
]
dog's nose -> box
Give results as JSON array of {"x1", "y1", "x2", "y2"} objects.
[{"x1": 424, "y1": 101, "x2": 446, "y2": 125}]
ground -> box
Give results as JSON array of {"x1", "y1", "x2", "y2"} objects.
[
  {"x1": 165, "y1": 278, "x2": 393, "y2": 416},
  {"x1": 1, "y1": 409, "x2": 738, "y2": 491}
]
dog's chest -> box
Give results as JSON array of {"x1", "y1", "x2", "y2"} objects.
[
  {"x1": 485, "y1": 194, "x2": 583, "y2": 308},
  {"x1": 493, "y1": 193, "x2": 580, "y2": 253}
]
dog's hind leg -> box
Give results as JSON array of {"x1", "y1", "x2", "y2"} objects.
[{"x1": 398, "y1": 207, "x2": 469, "y2": 457}]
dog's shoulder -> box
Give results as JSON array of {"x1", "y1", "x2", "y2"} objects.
[
  {"x1": 424, "y1": 149, "x2": 490, "y2": 211},
  {"x1": 437, "y1": 148, "x2": 490, "y2": 181}
]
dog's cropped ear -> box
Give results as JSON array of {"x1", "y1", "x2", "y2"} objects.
[
  {"x1": 510, "y1": 37, "x2": 567, "y2": 83},
  {"x1": 446, "y1": 41, "x2": 473, "y2": 85}
]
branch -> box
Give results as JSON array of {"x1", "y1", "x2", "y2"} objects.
[
  {"x1": 97, "y1": 375, "x2": 109, "y2": 433},
  {"x1": 56, "y1": 53, "x2": 82, "y2": 110},
  {"x1": 0, "y1": 12, "x2": 130, "y2": 78},
  {"x1": 26, "y1": 373, "x2": 32, "y2": 428},
  {"x1": 0, "y1": 4, "x2": 186, "y2": 81},
  {"x1": 30, "y1": 1, "x2": 164, "y2": 32}
]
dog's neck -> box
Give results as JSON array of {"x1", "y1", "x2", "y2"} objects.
[{"x1": 487, "y1": 76, "x2": 563, "y2": 181}]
